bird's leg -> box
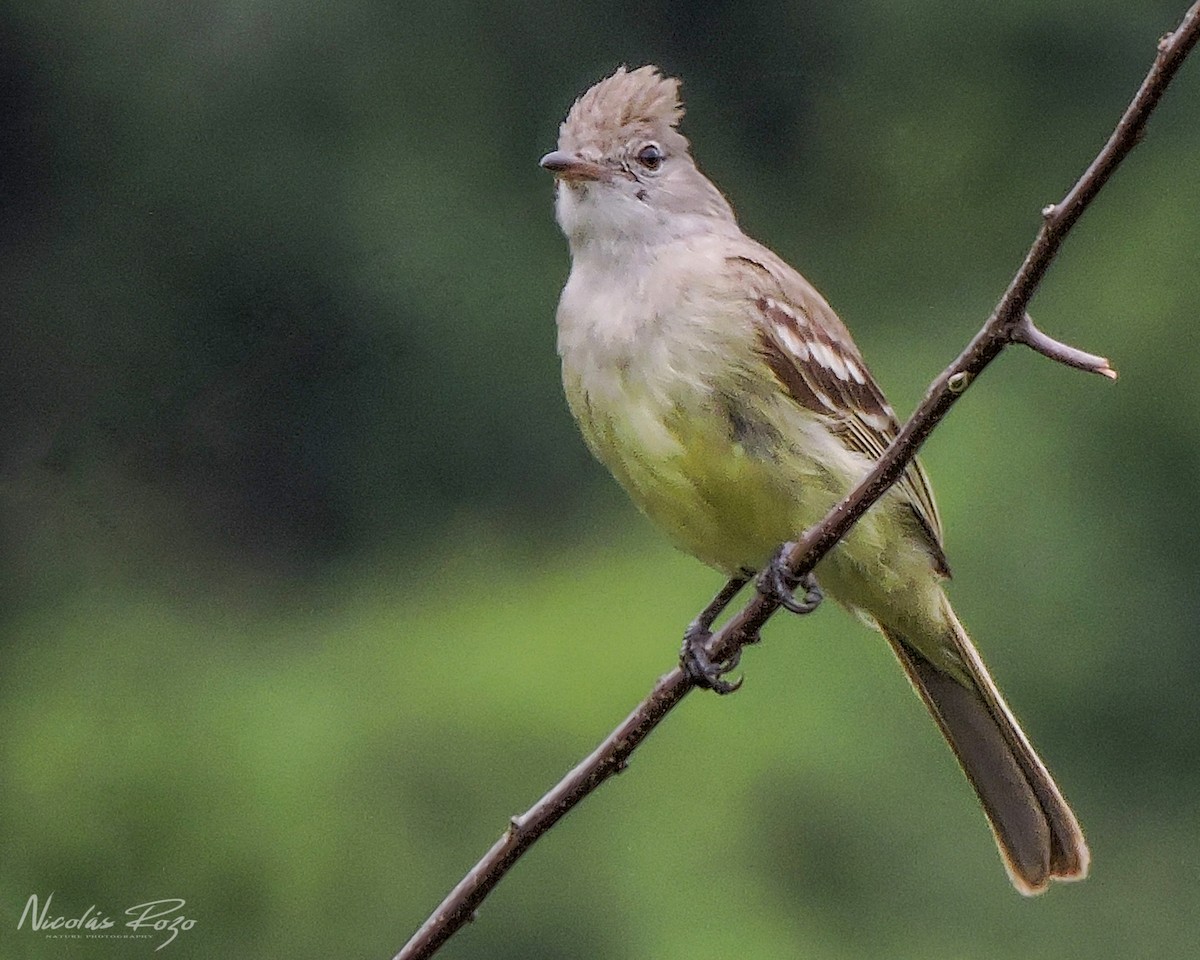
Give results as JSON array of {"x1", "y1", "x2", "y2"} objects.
[
  {"x1": 757, "y1": 542, "x2": 824, "y2": 615},
  {"x1": 680, "y1": 573, "x2": 751, "y2": 695}
]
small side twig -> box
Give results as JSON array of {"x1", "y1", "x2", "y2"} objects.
[
  {"x1": 1013, "y1": 313, "x2": 1118, "y2": 378},
  {"x1": 393, "y1": 6, "x2": 1200, "y2": 958}
]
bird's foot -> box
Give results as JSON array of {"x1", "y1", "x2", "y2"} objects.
[
  {"x1": 757, "y1": 544, "x2": 823, "y2": 615},
  {"x1": 680, "y1": 621, "x2": 745, "y2": 695},
  {"x1": 677, "y1": 573, "x2": 753, "y2": 694}
]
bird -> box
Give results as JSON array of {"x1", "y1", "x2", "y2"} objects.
[{"x1": 539, "y1": 64, "x2": 1090, "y2": 895}]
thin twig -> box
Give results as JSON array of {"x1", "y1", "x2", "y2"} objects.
[
  {"x1": 1014, "y1": 313, "x2": 1118, "y2": 378},
  {"x1": 393, "y1": 7, "x2": 1200, "y2": 958}
]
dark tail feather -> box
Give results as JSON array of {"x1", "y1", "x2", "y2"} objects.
[{"x1": 881, "y1": 608, "x2": 1089, "y2": 894}]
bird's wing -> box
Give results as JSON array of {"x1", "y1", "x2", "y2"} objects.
[{"x1": 727, "y1": 248, "x2": 949, "y2": 576}]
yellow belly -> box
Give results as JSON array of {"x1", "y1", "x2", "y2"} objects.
[
  {"x1": 572, "y1": 376, "x2": 832, "y2": 573},
  {"x1": 569, "y1": 374, "x2": 946, "y2": 635}
]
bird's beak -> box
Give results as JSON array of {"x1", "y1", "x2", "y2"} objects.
[{"x1": 539, "y1": 151, "x2": 611, "y2": 183}]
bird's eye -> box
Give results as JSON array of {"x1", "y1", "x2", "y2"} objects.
[{"x1": 635, "y1": 143, "x2": 665, "y2": 170}]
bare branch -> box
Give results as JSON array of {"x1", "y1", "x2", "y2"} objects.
[
  {"x1": 392, "y1": 7, "x2": 1200, "y2": 958},
  {"x1": 1013, "y1": 313, "x2": 1118, "y2": 379}
]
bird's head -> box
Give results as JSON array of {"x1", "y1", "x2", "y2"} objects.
[{"x1": 541, "y1": 65, "x2": 736, "y2": 251}]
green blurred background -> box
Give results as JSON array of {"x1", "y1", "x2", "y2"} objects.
[{"x1": 3, "y1": 1, "x2": 1199, "y2": 957}]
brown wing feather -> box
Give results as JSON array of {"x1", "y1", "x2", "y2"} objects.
[{"x1": 729, "y1": 253, "x2": 950, "y2": 576}]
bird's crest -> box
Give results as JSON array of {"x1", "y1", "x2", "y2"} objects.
[{"x1": 559, "y1": 65, "x2": 689, "y2": 156}]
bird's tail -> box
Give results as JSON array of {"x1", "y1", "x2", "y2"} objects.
[{"x1": 880, "y1": 600, "x2": 1089, "y2": 894}]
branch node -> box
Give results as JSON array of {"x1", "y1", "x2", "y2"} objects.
[
  {"x1": 1041, "y1": 203, "x2": 1058, "y2": 219},
  {"x1": 1013, "y1": 314, "x2": 1118, "y2": 380},
  {"x1": 947, "y1": 371, "x2": 972, "y2": 394}
]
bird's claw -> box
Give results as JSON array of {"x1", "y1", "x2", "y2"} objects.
[
  {"x1": 680, "y1": 626, "x2": 744, "y2": 695},
  {"x1": 758, "y1": 546, "x2": 824, "y2": 615}
]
